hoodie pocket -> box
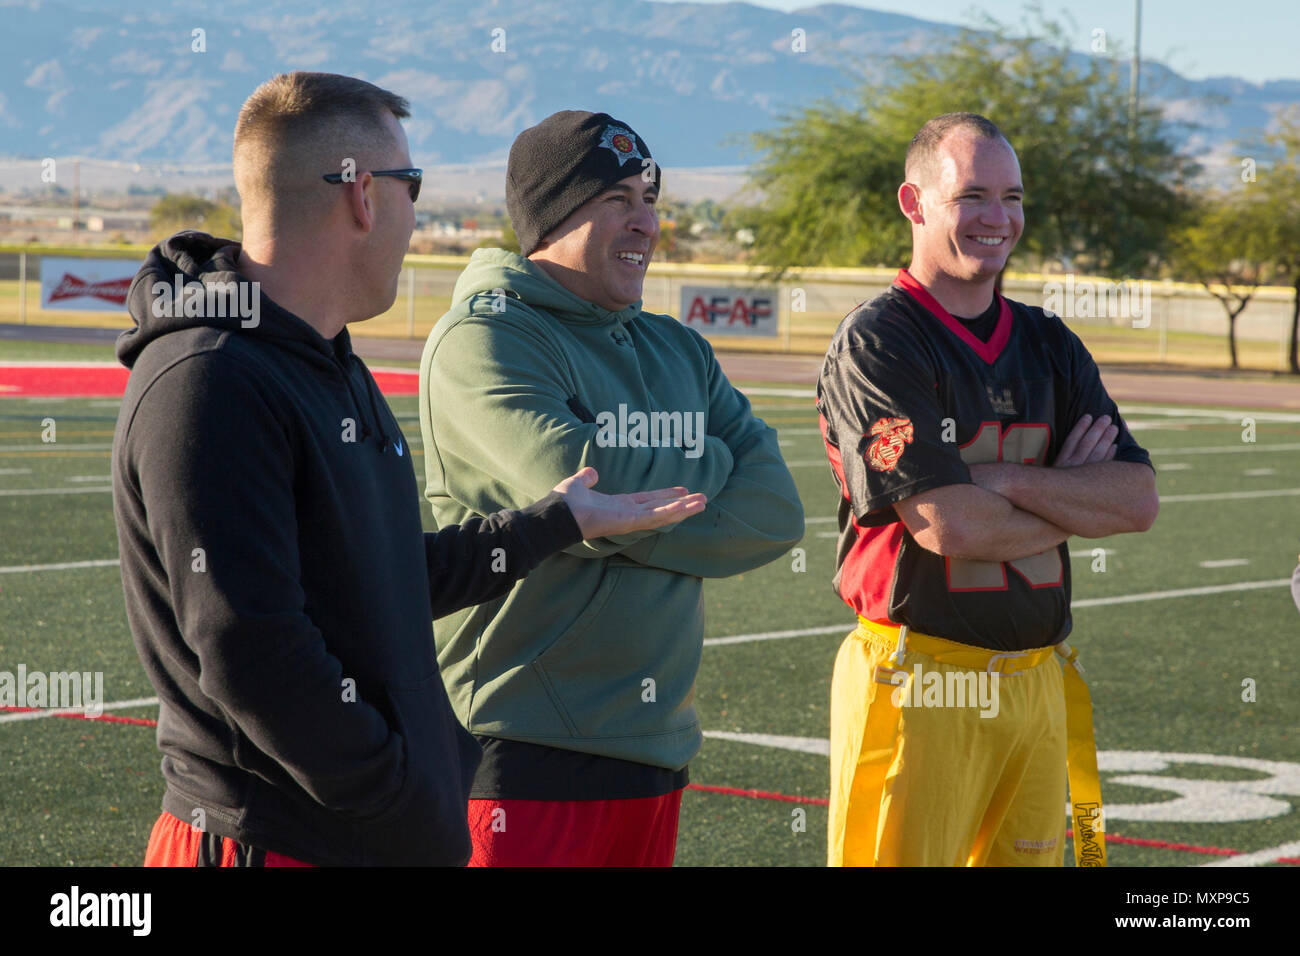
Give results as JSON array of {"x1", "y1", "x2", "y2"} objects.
[
  {"x1": 358, "y1": 672, "x2": 480, "y2": 866},
  {"x1": 531, "y1": 566, "x2": 623, "y2": 735},
  {"x1": 532, "y1": 565, "x2": 702, "y2": 739}
]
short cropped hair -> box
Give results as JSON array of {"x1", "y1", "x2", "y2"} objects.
[
  {"x1": 904, "y1": 112, "x2": 1008, "y2": 184},
  {"x1": 233, "y1": 72, "x2": 410, "y2": 230}
]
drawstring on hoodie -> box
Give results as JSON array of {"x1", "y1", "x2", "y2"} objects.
[{"x1": 339, "y1": 354, "x2": 393, "y2": 453}]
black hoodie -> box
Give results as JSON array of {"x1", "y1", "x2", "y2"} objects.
[{"x1": 111, "y1": 232, "x2": 582, "y2": 865}]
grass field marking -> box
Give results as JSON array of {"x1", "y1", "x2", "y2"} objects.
[
  {"x1": 705, "y1": 730, "x2": 829, "y2": 755},
  {"x1": 704, "y1": 578, "x2": 1293, "y2": 647},
  {"x1": 1125, "y1": 418, "x2": 1238, "y2": 429},
  {"x1": 1198, "y1": 559, "x2": 1250, "y2": 568},
  {"x1": 801, "y1": 484, "x2": 1300, "y2": 524},
  {"x1": 0, "y1": 486, "x2": 113, "y2": 496},
  {"x1": 0, "y1": 361, "x2": 122, "y2": 368},
  {"x1": 739, "y1": 388, "x2": 816, "y2": 399},
  {"x1": 0, "y1": 558, "x2": 119, "y2": 574},
  {"x1": 704, "y1": 623, "x2": 849, "y2": 647},
  {"x1": 1160, "y1": 487, "x2": 1300, "y2": 503},
  {"x1": 0, "y1": 695, "x2": 158, "y2": 723},
  {"x1": 0, "y1": 468, "x2": 31, "y2": 475},
  {"x1": 0, "y1": 429, "x2": 116, "y2": 438},
  {"x1": 0, "y1": 451, "x2": 111, "y2": 459},
  {"x1": 1117, "y1": 405, "x2": 1300, "y2": 424},
  {"x1": 0, "y1": 442, "x2": 113, "y2": 452},
  {"x1": 1199, "y1": 840, "x2": 1300, "y2": 868},
  {"x1": 784, "y1": 444, "x2": 1300, "y2": 468},
  {"x1": 1150, "y1": 442, "x2": 1300, "y2": 456},
  {"x1": 1070, "y1": 577, "x2": 1290, "y2": 608}
]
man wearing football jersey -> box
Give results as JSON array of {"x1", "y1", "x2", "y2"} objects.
[{"x1": 817, "y1": 112, "x2": 1159, "y2": 867}]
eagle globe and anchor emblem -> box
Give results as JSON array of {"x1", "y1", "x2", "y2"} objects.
[{"x1": 865, "y1": 416, "x2": 914, "y2": 472}]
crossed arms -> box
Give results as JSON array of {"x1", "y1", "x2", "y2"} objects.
[{"x1": 897, "y1": 413, "x2": 1159, "y2": 562}]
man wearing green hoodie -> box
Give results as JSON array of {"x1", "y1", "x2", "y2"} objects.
[{"x1": 419, "y1": 111, "x2": 804, "y2": 866}]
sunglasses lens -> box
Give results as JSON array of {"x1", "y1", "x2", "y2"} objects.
[{"x1": 409, "y1": 181, "x2": 420, "y2": 202}]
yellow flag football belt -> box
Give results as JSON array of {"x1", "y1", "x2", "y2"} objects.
[{"x1": 855, "y1": 616, "x2": 1106, "y2": 867}]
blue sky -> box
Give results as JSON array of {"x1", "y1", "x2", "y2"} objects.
[{"x1": 672, "y1": 0, "x2": 1299, "y2": 84}]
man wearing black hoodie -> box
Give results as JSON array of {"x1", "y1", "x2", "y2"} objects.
[{"x1": 111, "y1": 72, "x2": 705, "y2": 867}]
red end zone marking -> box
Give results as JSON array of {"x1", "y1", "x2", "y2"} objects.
[
  {"x1": 689, "y1": 782, "x2": 828, "y2": 805},
  {"x1": 1, "y1": 706, "x2": 157, "y2": 727},
  {"x1": 0, "y1": 364, "x2": 419, "y2": 398},
  {"x1": 0, "y1": 366, "x2": 129, "y2": 397}
]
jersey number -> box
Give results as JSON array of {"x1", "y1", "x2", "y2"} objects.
[{"x1": 946, "y1": 421, "x2": 1063, "y2": 592}]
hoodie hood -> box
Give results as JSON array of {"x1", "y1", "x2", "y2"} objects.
[
  {"x1": 118, "y1": 230, "x2": 352, "y2": 371},
  {"x1": 118, "y1": 230, "x2": 395, "y2": 452},
  {"x1": 450, "y1": 247, "x2": 642, "y2": 329}
]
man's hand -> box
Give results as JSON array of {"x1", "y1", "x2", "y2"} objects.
[
  {"x1": 1054, "y1": 413, "x2": 1119, "y2": 467},
  {"x1": 970, "y1": 411, "x2": 1119, "y2": 494},
  {"x1": 553, "y1": 466, "x2": 707, "y2": 540}
]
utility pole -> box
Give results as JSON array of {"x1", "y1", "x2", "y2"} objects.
[
  {"x1": 1128, "y1": 0, "x2": 1142, "y2": 138},
  {"x1": 72, "y1": 159, "x2": 80, "y2": 235}
]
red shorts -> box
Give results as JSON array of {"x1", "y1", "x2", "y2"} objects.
[
  {"x1": 143, "y1": 812, "x2": 315, "y2": 867},
  {"x1": 467, "y1": 790, "x2": 683, "y2": 867}
]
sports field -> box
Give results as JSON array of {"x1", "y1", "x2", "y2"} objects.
[{"x1": 1, "y1": 339, "x2": 1299, "y2": 867}]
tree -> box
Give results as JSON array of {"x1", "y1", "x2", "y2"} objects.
[
  {"x1": 742, "y1": 12, "x2": 1199, "y2": 279},
  {"x1": 149, "y1": 193, "x2": 241, "y2": 241},
  {"x1": 1169, "y1": 190, "x2": 1273, "y2": 369},
  {"x1": 478, "y1": 220, "x2": 520, "y2": 254},
  {"x1": 1251, "y1": 109, "x2": 1300, "y2": 374}
]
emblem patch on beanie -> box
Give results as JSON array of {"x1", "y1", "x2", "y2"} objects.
[{"x1": 599, "y1": 125, "x2": 644, "y2": 166}]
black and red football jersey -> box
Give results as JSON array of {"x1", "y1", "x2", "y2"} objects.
[{"x1": 816, "y1": 268, "x2": 1153, "y2": 651}]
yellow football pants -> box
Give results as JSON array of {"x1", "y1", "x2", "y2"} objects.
[{"x1": 828, "y1": 619, "x2": 1100, "y2": 867}]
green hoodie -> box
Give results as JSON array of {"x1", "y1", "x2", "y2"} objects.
[{"x1": 419, "y1": 248, "x2": 804, "y2": 769}]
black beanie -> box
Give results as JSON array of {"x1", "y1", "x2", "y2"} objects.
[{"x1": 506, "y1": 110, "x2": 662, "y2": 256}]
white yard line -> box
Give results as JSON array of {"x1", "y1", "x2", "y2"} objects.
[
  {"x1": 784, "y1": 444, "x2": 1300, "y2": 467},
  {"x1": 704, "y1": 624, "x2": 850, "y2": 647},
  {"x1": 1160, "y1": 487, "x2": 1300, "y2": 503},
  {"x1": 0, "y1": 443, "x2": 113, "y2": 452},
  {"x1": 1198, "y1": 559, "x2": 1249, "y2": 569},
  {"x1": 1070, "y1": 578, "x2": 1289, "y2": 608},
  {"x1": 704, "y1": 578, "x2": 1292, "y2": 646},
  {"x1": 0, "y1": 487, "x2": 113, "y2": 497},
  {"x1": 1149, "y1": 442, "x2": 1300, "y2": 455},
  {"x1": 0, "y1": 558, "x2": 120, "y2": 574},
  {"x1": 1125, "y1": 418, "x2": 1227, "y2": 429},
  {"x1": 0, "y1": 696, "x2": 159, "y2": 723},
  {"x1": 704, "y1": 730, "x2": 830, "y2": 756},
  {"x1": 0, "y1": 361, "x2": 122, "y2": 368},
  {"x1": 740, "y1": 387, "x2": 816, "y2": 399},
  {"x1": 1200, "y1": 840, "x2": 1300, "y2": 868},
  {"x1": 1117, "y1": 405, "x2": 1300, "y2": 424}
]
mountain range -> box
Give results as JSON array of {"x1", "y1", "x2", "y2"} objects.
[{"x1": 1, "y1": 0, "x2": 1296, "y2": 188}]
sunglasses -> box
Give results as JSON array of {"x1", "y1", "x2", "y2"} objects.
[{"x1": 322, "y1": 168, "x2": 422, "y2": 203}]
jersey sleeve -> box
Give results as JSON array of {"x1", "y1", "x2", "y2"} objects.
[
  {"x1": 1058, "y1": 323, "x2": 1153, "y2": 470},
  {"x1": 817, "y1": 331, "x2": 971, "y2": 524}
]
